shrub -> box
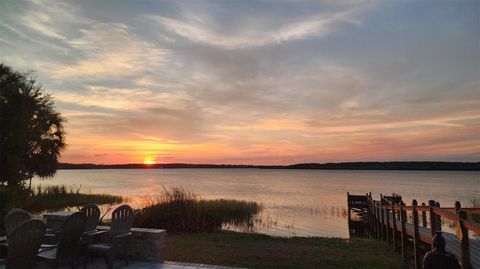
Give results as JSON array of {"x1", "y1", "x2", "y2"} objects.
[{"x1": 134, "y1": 187, "x2": 262, "y2": 233}]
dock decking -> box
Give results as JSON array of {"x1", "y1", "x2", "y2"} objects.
[
  {"x1": 385, "y1": 209, "x2": 480, "y2": 268},
  {"x1": 347, "y1": 192, "x2": 480, "y2": 269}
]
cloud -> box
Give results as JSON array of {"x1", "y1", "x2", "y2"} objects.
[
  {"x1": 21, "y1": 11, "x2": 66, "y2": 40},
  {"x1": 148, "y1": 4, "x2": 367, "y2": 49},
  {"x1": 1, "y1": 0, "x2": 478, "y2": 164},
  {"x1": 54, "y1": 23, "x2": 168, "y2": 78},
  {"x1": 55, "y1": 85, "x2": 187, "y2": 111},
  {"x1": 18, "y1": 0, "x2": 90, "y2": 41},
  {"x1": 54, "y1": 84, "x2": 208, "y2": 143}
]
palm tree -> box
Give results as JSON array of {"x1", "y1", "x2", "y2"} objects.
[{"x1": 0, "y1": 63, "x2": 66, "y2": 186}]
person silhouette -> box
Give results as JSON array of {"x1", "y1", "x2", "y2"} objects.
[{"x1": 423, "y1": 232, "x2": 460, "y2": 269}]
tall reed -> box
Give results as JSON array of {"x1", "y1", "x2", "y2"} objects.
[
  {"x1": 134, "y1": 187, "x2": 262, "y2": 233},
  {"x1": 470, "y1": 196, "x2": 480, "y2": 223}
]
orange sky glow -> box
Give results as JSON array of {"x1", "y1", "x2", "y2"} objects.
[{"x1": 1, "y1": 1, "x2": 479, "y2": 165}]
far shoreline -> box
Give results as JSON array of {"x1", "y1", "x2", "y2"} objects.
[{"x1": 58, "y1": 161, "x2": 480, "y2": 171}]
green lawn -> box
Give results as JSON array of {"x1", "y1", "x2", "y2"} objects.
[{"x1": 165, "y1": 231, "x2": 403, "y2": 269}]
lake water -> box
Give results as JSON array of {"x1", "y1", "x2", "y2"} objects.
[{"x1": 32, "y1": 169, "x2": 479, "y2": 238}]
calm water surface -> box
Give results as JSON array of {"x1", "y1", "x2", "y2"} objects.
[{"x1": 32, "y1": 169, "x2": 479, "y2": 238}]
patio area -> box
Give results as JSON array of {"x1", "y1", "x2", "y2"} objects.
[
  {"x1": 34, "y1": 260, "x2": 246, "y2": 269},
  {"x1": 2, "y1": 208, "x2": 249, "y2": 269}
]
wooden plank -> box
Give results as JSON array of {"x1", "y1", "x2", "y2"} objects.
[
  {"x1": 456, "y1": 201, "x2": 472, "y2": 269},
  {"x1": 412, "y1": 200, "x2": 421, "y2": 269},
  {"x1": 379, "y1": 202, "x2": 385, "y2": 241},
  {"x1": 429, "y1": 200, "x2": 437, "y2": 241},
  {"x1": 378, "y1": 205, "x2": 480, "y2": 214},
  {"x1": 391, "y1": 203, "x2": 398, "y2": 251},
  {"x1": 369, "y1": 193, "x2": 375, "y2": 239},
  {"x1": 436, "y1": 201, "x2": 443, "y2": 232},
  {"x1": 385, "y1": 200, "x2": 391, "y2": 244},
  {"x1": 380, "y1": 196, "x2": 385, "y2": 242},
  {"x1": 399, "y1": 204, "x2": 408, "y2": 265},
  {"x1": 347, "y1": 193, "x2": 368, "y2": 207},
  {"x1": 421, "y1": 202, "x2": 427, "y2": 227}
]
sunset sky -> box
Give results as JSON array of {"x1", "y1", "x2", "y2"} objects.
[{"x1": 1, "y1": 0, "x2": 479, "y2": 165}]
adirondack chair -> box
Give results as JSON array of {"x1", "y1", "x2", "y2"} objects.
[
  {"x1": 38, "y1": 211, "x2": 86, "y2": 269},
  {"x1": 84, "y1": 205, "x2": 134, "y2": 269},
  {"x1": 0, "y1": 219, "x2": 46, "y2": 269},
  {"x1": 79, "y1": 204, "x2": 102, "y2": 247},
  {"x1": 81, "y1": 204, "x2": 101, "y2": 234},
  {"x1": 3, "y1": 208, "x2": 32, "y2": 236}
]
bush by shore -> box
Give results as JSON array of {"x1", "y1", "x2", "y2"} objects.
[{"x1": 133, "y1": 187, "x2": 261, "y2": 233}]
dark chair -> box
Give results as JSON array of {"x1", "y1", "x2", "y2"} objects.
[
  {"x1": 38, "y1": 211, "x2": 86, "y2": 269},
  {"x1": 4, "y1": 208, "x2": 32, "y2": 236},
  {"x1": 81, "y1": 204, "x2": 101, "y2": 234},
  {"x1": 0, "y1": 219, "x2": 46, "y2": 269},
  {"x1": 79, "y1": 204, "x2": 102, "y2": 248},
  {"x1": 84, "y1": 205, "x2": 134, "y2": 269}
]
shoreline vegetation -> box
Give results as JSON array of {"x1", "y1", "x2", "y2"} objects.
[
  {"x1": 134, "y1": 187, "x2": 261, "y2": 233},
  {"x1": 0, "y1": 185, "x2": 123, "y2": 233},
  {"x1": 58, "y1": 161, "x2": 480, "y2": 171},
  {"x1": 0, "y1": 185, "x2": 123, "y2": 213}
]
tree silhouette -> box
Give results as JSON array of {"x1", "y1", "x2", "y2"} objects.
[{"x1": 0, "y1": 64, "x2": 65, "y2": 186}]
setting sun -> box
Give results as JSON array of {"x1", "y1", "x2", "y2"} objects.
[{"x1": 143, "y1": 157, "x2": 156, "y2": 165}]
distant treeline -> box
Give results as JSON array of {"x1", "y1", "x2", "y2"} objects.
[
  {"x1": 286, "y1": 162, "x2": 480, "y2": 171},
  {"x1": 58, "y1": 161, "x2": 480, "y2": 171}
]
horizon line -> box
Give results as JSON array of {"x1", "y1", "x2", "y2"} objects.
[{"x1": 59, "y1": 160, "x2": 480, "y2": 166}]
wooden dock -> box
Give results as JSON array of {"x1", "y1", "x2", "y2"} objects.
[{"x1": 347, "y1": 192, "x2": 480, "y2": 269}]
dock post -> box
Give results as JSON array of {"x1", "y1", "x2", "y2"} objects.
[
  {"x1": 455, "y1": 201, "x2": 471, "y2": 269},
  {"x1": 391, "y1": 203, "x2": 398, "y2": 251},
  {"x1": 385, "y1": 201, "x2": 391, "y2": 244},
  {"x1": 372, "y1": 194, "x2": 377, "y2": 239},
  {"x1": 412, "y1": 199, "x2": 421, "y2": 269},
  {"x1": 436, "y1": 201, "x2": 442, "y2": 231},
  {"x1": 421, "y1": 202, "x2": 427, "y2": 227},
  {"x1": 428, "y1": 200, "x2": 437, "y2": 242},
  {"x1": 367, "y1": 193, "x2": 373, "y2": 238},
  {"x1": 380, "y1": 194, "x2": 386, "y2": 242},
  {"x1": 399, "y1": 202, "x2": 408, "y2": 265},
  {"x1": 347, "y1": 192, "x2": 351, "y2": 221},
  {"x1": 369, "y1": 193, "x2": 375, "y2": 238},
  {"x1": 370, "y1": 198, "x2": 378, "y2": 240},
  {"x1": 377, "y1": 202, "x2": 382, "y2": 240}
]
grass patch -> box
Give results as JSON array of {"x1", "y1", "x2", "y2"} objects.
[
  {"x1": 134, "y1": 187, "x2": 261, "y2": 233},
  {"x1": 165, "y1": 231, "x2": 403, "y2": 269}
]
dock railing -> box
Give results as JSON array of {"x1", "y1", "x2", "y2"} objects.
[{"x1": 348, "y1": 192, "x2": 480, "y2": 269}]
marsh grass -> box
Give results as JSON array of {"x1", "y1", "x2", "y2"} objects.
[
  {"x1": 28, "y1": 185, "x2": 123, "y2": 212},
  {"x1": 133, "y1": 187, "x2": 262, "y2": 233},
  {"x1": 470, "y1": 196, "x2": 480, "y2": 223},
  {"x1": 0, "y1": 184, "x2": 123, "y2": 228}
]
